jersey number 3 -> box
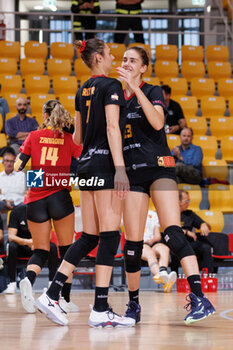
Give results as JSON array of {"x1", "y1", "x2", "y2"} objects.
[
  {"x1": 40, "y1": 147, "x2": 59, "y2": 166},
  {"x1": 124, "y1": 124, "x2": 132, "y2": 139}
]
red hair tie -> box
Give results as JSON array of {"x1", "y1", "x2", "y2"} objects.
[{"x1": 79, "y1": 40, "x2": 86, "y2": 53}]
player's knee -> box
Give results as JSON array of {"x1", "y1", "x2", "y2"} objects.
[
  {"x1": 124, "y1": 240, "x2": 144, "y2": 273},
  {"x1": 96, "y1": 231, "x2": 120, "y2": 266},
  {"x1": 29, "y1": 249, "x2": 49, "y2": 269},
  {"x1": 64, "y1": 232, "x2": 99, "y2": 266},
  {"x1": 164, "y1": 225, "x2": 195, "y2": 260},
  {"x1": 157, "y1": 243, "x2": 169, "y2": 255}
]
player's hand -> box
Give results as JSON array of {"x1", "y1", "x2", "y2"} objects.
[
  {"x1": 116, "y1": 67, "x2": 139, "y2": 92},
  {"x1": 114, "y1": 168, "x2": 129, "y2": 200}
]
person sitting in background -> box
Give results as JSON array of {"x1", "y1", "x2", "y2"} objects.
[
  {"x1": 141, "y1": 209, "x2": 177, "y2": 293},
  {"x1": 5, "y1": 97, "x2": 38, "y2": 155},
  {"x1": 0, "y1": 214, "x2": 8, "y2": 293},
  {"x1": 0, "y1": 83, "x2": 10, "y2": 132},
  {"x1": 0, "y1": 214, "x2": 4, "y2": 256},
  {"x1": 0, "y1": 150, "x2": 25, "y2": 212},
  {"x1": 172, "y1": 127, "x2": 203, "y2": 185},
  {"x1": 170, "y1": 190, "x2": 229, "y2": 274},
  {"x1": 3, "y1": 204, "x2": 59, "y2": 294},
  {"x1": 161, "y1": 85, "x2": 186, "y2": 135}
]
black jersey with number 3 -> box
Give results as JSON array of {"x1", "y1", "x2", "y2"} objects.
[
  {"x1": 75, "y1": 76, "x2": 126, "y2": 174},
  {"x1": 123, "y1": 82, "x2": 171, "y2": 171}
]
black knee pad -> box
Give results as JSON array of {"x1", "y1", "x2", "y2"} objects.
[
  {"x1": 96, "y1": 231, "x2": 120, "y2": 266},
  {"x1": 28, "y1": 249, "x2": 49, "y2": 269},
  {"x1": 124, "y1": 240, "x2": 143, "y2": 273},
  {"x1": 64, "y1": 232, "x2": 99, "y2": 266},
  {"x1": 164, "y1": 225, "x2": 195, "y2": 260}
]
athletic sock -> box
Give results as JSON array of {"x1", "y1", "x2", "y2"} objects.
[
  {"x1": 159, "y1": 266, "x2": 167, "y2": 273},
  {"x1": 47, "y1": 272, "x2": 68, "y2": 301},
  {"x1": 187, "y1": 274, "x2": 204, "y2": 298},
  {"x1": 94, "y1": 286, "x2": 109, "y2": 312},
  {"x1": 61, "y1": 282, "x2": 72, "y2": 303},
  {"x1": 129, "y1": 289, "x2": 139, "y2": 305},
  {"x1": 26, "y1": 270, "x2": 36, "y2": 286}
]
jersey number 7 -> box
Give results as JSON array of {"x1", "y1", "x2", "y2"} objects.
[{"x1": 86, "y1": 99, "x2": 91, "y2": 124}]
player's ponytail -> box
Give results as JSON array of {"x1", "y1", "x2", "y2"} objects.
[{"x1": 74, "y1": 38, "x2": 105, "y2": 69}]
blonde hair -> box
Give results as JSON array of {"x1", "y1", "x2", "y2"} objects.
[{"x1": 41, "y1": 100, "x2": 72, "y2": 135}]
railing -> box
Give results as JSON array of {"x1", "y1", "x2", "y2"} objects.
[{"x1": 0, "y1": 10, "x2": 230, "y2": 54}]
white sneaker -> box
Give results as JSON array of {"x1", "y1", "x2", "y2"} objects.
[
  {"x1": 88, "y1": 306, "x2": 135, "y2": 328},
  {"x1": 3, "y1": 282, "x2": 16, "y2": 294},
  {"x1": 19, "y1": 277, "x2": 36, "y2": 313},
  {"x1": 153, "y1": 270, "x2": 169, "y2": 285},
  {"x1": 163, "y1": 271, "x2": 177, "y2": 293},
  {"x1": 35, "y1": 292, "x2": 68, "y2": 326},
  {"x1": 59, "y1": 298, "x2": 80, "y2": 313}
]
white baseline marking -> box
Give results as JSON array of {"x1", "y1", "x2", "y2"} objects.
[{"x1": 219, "y1": 308, "x2": 233, "y2": 321}]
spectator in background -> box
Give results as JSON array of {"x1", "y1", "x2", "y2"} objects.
[
  {"x1": 172, "y1": 127, "x2": 203, "y2": 185},
  {"x1": 0, "y1": 214, "x2": 4, "y2": 255},
  {"x1": 141, "y1": 209, "x2": 177, "y2": 293},
  {"x1": 0, "y1": 214, "x2": 7, "y2": 293},
  {"x1": 161, "y1": 85, "x2": 186, "y2": 135},
  {"x1": 5, "y1": 97, "x2": 38, "y2": 155},
  {"x1": 170, "y1": 190, "x2": 229, "y2": 274},
  {"x1": 0, "y1": 150, "x2": 25, "y2": 212},
  {"x1": 3, "y1": 205, "x2": 59, "y2": 294},
  {"x1": 0, "y1": 84, "x2": 10, "y2": 132},
  {"x1": 114, "y1": 0, "x2": 144, "y2": 44},
  {"x1": 71, "y1": 0, "x2": 100, "y2": 41}
]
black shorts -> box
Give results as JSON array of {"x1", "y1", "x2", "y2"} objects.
[
  {"x1": 26, "y1": 189, "x2": 74, "y2": 223},
  {"x1": 77, "y1": 173, "x2": 114, "y2": 191},
  {"x1": 129, "y1": 167, "x2": 176, "y2": 196}
]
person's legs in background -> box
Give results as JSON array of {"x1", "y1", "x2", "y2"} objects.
[
  {"x1": 114, "y1": 17, "x2": 129, "y2": 43},
  {"x1": 4, "y1": 242, "x2": 32, "y2": 294},
  {"x1": 151, "y1": 243, "x2": 177, "y2": 293},
  {"x1": 130, "y1": 16, "x2": 144, "y2": 43}
]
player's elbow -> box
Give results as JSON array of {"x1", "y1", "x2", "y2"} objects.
[{"x1": 107, "y1": 122, "x2": 118, "y2": 137}]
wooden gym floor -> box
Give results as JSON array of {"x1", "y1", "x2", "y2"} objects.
[{"x1": 1, "y1": 290, "x2": 233, "y2": 350}]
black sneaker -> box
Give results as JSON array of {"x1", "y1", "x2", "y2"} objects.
[
  {"x1": 124, "y1": 301, "x2": 141, "y2": 323},
  {"x1": 184, "y1": 292, "x2": 216, "y2": 325}
]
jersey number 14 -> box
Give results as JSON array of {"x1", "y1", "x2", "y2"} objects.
[{"x1": 40, "y1": 147, "x2": 59, "y2": 166}]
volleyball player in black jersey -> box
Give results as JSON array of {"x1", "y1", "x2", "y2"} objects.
[
  {"x1": 116, "y1": 47, "x2": 215, "y2": 325},
  {"x1": 36, "y1": 38, "x2": 135, "y2": 328}
]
